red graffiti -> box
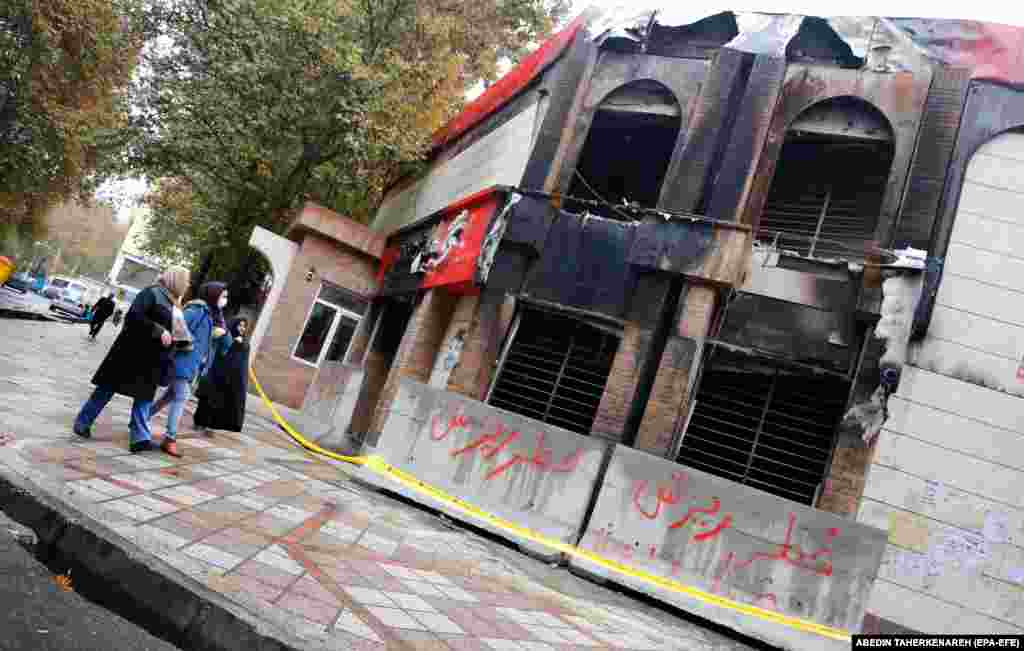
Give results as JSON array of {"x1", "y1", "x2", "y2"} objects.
[
  {"x1": 732, "y1": 513, "x2": 837, "y2": 577},
  {"x1": 622, "y1": 543, "x2": 635, "y2": 561},
  {"x1": 449, "y1": 425, "x2": 583, "y2": 481},
  {"x1": 430, "y1": 410, "x2": 471, "y2": 441},
  {"x1": 668, "y1": 497, "x2": 735, "y2": 542},
  {"x1": 711, "y1": 551, "x2": 736, "y2": 594},
  {"x1": 451, "y1": 424, "x2": 520, "y2": 460},
  {"x1": 670, "y1": 559, "x2": 682, "y2": 577},
  {"x1": 702, "y1": 514, "x2": 841, "y2": 612},
  {"x1": 632, "y1": 472, "x2": 687, "y2": 520}
]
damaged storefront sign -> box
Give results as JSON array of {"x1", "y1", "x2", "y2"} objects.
[{"x1": 377, "y1": 187, "x2": 518, "y2": 296}]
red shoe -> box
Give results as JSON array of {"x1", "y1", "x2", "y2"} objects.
[{"x1": 160, "y1": 439, "x2": 182, "y2": 458}]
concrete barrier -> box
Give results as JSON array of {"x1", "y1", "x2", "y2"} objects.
[
  {"x1": 359, "y1": 378, "x2": 609, "y2": 560},
  {"x1": 301, "y1": 361, "x2": 365, "y2": 448},
  {"x1": 570, "y1": 445, "x2": 887, "y2": 651}
]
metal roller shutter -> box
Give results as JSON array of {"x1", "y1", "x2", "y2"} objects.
[
  {"x1": 677, "y1": 351, "x2": 850, "y2": 505},
  {"x1": 488, "y1": 307, "x2": 619, "y2": 436}
]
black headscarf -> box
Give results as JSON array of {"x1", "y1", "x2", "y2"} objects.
[
  {"x1": 197, "y1": 282, "x2": 227, "y2": 328},
  {"x1": 228, "y1": 317, "x2": 248, "y2": 340}
]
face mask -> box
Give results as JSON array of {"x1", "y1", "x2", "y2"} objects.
[{"x1": 218, "y1": 295, "x2": 228, "y2": 309}]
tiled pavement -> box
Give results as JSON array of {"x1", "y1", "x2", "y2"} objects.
[{"x1": 0, "y1": 320, "x2": 754, "y2": 651}]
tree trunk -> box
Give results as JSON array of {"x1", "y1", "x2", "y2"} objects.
[{"x1": 191, "y1": 249, "x2": 215, "y2": 301}]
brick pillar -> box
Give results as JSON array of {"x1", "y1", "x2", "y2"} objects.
[
  {"x1": 817, "y1": 336, "x2": 886, "y2": 518},
  {"x1": 591, "y1": 323, "x2": 647, "y2": 444},
  {"x1": 816, "y1": 444, "x2": 877, "y2": 517},
  {"x1": 440, "y1": 289, "x2": 505, "y2": 401},
  {"x1": 369, "y1": 289, "x2": 458, "y2": 435},
  {"x1": 634, "y1": 284, "x2": 717, "y2": 457},
  {"x1": 593, "y1": 272, "x2": 674, "y2": 444}
]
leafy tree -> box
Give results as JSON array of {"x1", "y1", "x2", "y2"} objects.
[
  {"x1": 0, "y1": 0, "x2": 143, "y2": 260},
  {"x1": 39, "y1": 199, "x2": 129, "y2": 279},
  {"x1": 104, "y1": 0, "x2": 568, "y2": 294}
]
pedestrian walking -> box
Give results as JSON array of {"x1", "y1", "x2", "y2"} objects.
[
  {"x1": 89, "y1": 293, "x2": 116, "y2": 340},
  {"x1": 112, "y1": 307, "x2": 123, "y2": 327},
  {"x1": 193, "y1": 317, "x2": 251, "y2": 437},
  {"x1": 72, "y1": 267, "x2": 189, "y2": 453},
  {"x1": 149, "y1": 282, "x2": 231, "y2": 457}
]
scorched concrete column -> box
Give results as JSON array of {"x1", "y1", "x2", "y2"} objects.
[
  {"x1": 369, "y1": 288, "x2": 458, "y2": 435},
  {"x1": 634, "y1": 284, "x2": 717, "y2": 457}
]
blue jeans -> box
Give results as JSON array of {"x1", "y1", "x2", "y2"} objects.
[
  {"x1": 150, "y1": 378, "x2": 190, "y2": 440},
  {"x1": 75, "y1": 387, "x2": 154, "y2": 445}
]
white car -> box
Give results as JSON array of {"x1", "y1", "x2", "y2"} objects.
[{"x1": 50, "y1": 286, "x2": 87, "y2": 319}]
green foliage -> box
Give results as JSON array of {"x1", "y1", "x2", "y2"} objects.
[
  {"x1": 101, "y1": 0, "x2": 563, "y2": 282},
  {"x1": 0, "y1": 0, "x2": 143, "y2": 248}
]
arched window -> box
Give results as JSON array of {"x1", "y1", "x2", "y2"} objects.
[
  {"x1": 568, "y1": 80, "x2": 682, "y2": 213},
  {"x1": 757, "y1": 96, "x2": 894, "y2": 260}
]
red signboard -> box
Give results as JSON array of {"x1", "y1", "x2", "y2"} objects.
[
  {"x1": 420, "y1": 191, "x2": 499, "y2": 293},
  {"x1": 376, "y1": 188, "x2": 503, "y2": 296}
]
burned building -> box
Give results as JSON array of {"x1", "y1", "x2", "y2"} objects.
[{"x1": 248, "y1": 9, "x2": 1024, "y2": 648}]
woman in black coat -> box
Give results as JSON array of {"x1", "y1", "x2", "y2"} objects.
[
  {"x1": 193, "y1": 317, "x2": 250, "y2": 435},
  {"x1": 73, "y1": 267, "x2": 190, "y2": 453}
]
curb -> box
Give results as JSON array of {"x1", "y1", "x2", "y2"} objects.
[{"x1": 0, "y1": 463, "x2": 334, "y2": 651}]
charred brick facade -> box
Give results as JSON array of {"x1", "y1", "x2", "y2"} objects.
[{"x1": 249, "y1": 12, "x2": 1024, "y2": 636}]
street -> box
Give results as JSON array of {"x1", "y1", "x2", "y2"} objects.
[
  {"x1": 0, "y1": 318, "x2": 759, "y2": 651},
  {"x1": 0, "y1": 510, "x2": 180, "y2": 651}
]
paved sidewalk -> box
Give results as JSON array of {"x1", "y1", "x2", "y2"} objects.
[{"x1": 0, "y1": 320, "x2": 756, "y2": 651}]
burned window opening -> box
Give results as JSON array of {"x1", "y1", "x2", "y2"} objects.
[
  {"x1": 488, "y1": 307, "x2": 619, "y2": 436},
  {"x1": 646, "y1": 12, "x2": 739, "y2": 59},
  {"x1": 568, "y1": 82, "x2": 681, "y2": 215},
  {"x1": 785, "y1": 17, "x2": 863, "y2": 67},
  {"x1": 757, "y1": 110, "x2": 894, "y2": 261},
  {"x1": 677, "y1": 349, "x2": 850, "y2": 505}
]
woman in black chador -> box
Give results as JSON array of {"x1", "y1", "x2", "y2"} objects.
[{"x1": 193, "y1": 317, "x2": 250, "y2": 436}]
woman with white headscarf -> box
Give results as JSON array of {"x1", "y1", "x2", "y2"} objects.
[{"x1": 73, "y1": 266, "x2": 189, "y2": 453}]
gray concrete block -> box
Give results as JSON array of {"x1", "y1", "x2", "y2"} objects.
[
  {"x1": 570, "y1": 444, "x2": 888, "y2": 651},
  {"x1": 372, "y1": 379, "x2": 609, "y2": 549}
]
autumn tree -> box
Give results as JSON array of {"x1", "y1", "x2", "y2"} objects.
[
  {"x1": 38, "y1": 200, "x2": 129, "y2": 279},
  {"x1": 103, "y1": 0, "x2": 567, "y2": 294},
  {"x1": 0, "y1": 0, "x2": 143, "y2": 264}
]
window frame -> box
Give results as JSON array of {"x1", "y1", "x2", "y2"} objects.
[{"x1": 291, "y1": 283, "x2": 365, "y2": 369}]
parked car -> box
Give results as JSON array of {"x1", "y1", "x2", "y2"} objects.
[
  {"x1": 3, "y1": 272, "x2": 32, "y2": 294},
  {"x1": 43, "y1": 277, "x2": 74, "y2": 300},
  {"x1": 49, "y1": 285, "x2": 87, "y2": 319}
]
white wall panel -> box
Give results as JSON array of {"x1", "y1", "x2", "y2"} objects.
[
  {"x1": 884, "y1": 398, "x2": 1024, "y2": 473},
  {"x1": 926, "y1": 305, "x2": 1024, "y2": 361},
  {"x1": 862, "y1": 131, "x2": 1024, "y2": 633},
  {"x1": 413, "y1": 105, "x2": 537, "y2": 221},
  {"x1": 371, "y1": 101, "x2": 539, "y2": 234}
]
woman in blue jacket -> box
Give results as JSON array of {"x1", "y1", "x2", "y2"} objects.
[{"x1": 149, "y1": 282, "x2": 231, "y2": 457}]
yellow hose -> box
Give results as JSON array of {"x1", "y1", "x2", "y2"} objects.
[
  {"x1": 248, "y1": 366, "x2": 366, "y2": 466},
  {"x1": 247, "y1": 365, "x2": 851, "y2": 643}
]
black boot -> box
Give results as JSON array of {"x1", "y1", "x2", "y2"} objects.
[{"x1": 129, "y1": 440, "x2": 153, "y2": 454}]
